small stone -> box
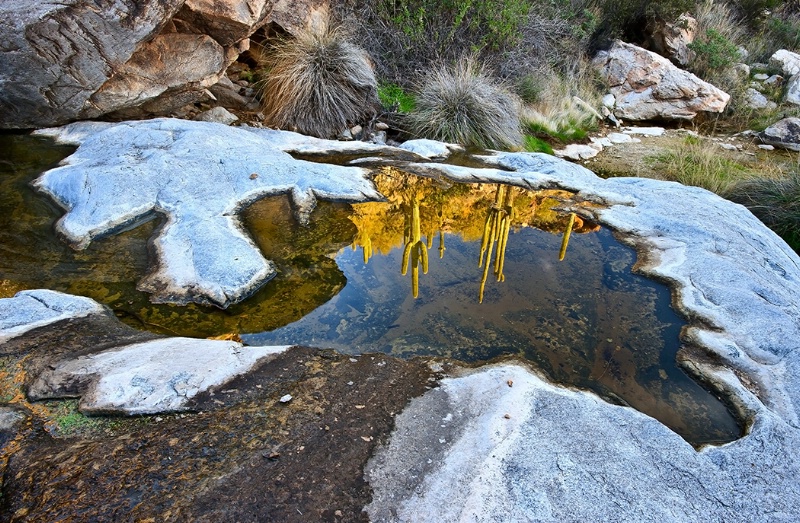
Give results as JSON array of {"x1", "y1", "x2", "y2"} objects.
[
  {"x1": 371, "y1": 130, "x2": 387, "y2": 145},
  {"x1": 194, "y1": 107, "x2": 238, "y2": 125},
  {"x1": 758, "y1": 144, "x2": 775, "y2": 150},
  {"x1": 719, "y1": 143, "x2": 738, "y2": 151},
  {"x1": 504, "y1": 414, "x2": 511, "y2": 419},
  {"x1": 335, "y1": 510, "x2": 343, "y2": 517},
  {"x1": 338, "y1": 128, "x2": 353, "y2": 141},
  {"x1": 361, "y1": 436, "x2": 372, "y2": 442},
  {"x1": 350, "y1": 125, "x2": 363, "y2": 137},
  {"x1": 280, "y1": 394, "x2": 293, "y2": 403},
  {"x1": 355, "y1": 405, "x2": 366, "y2": 409},
  {"x1": 507, "y1": 380, "x2": 513, "y2": 387},
  {"x1": 754, "y1": 73, "x2": 770, "y2": 81},
  {"x1": 249, "y1": 173, "x2": 258, "y2": 180},
  {"x1": 375, "y1": 122, "x2": 389, "y2": 131}
]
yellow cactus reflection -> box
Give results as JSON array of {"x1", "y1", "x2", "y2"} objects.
[
  {"x1": 347, "y1": 169, "x2": 602, "y2": 301},
  {"x1": 401, "y1": 197, "x2": 429, "y2": 298},
  {"x1": 478, "y1": 185, "x2": 516, "y2": 303},
  {"x1": 559, "y1": 212, "x2": 576, "y2": 261}
]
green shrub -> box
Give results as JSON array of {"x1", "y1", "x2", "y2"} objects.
[
  {"x1": 406, "y1": 56, "x2": 523, "y2": 150},
  {"x1": 378, "y1": 83, "x2": 416, "y2": 113},
  {"x1": 729, "y1": 172, "x2": 800, "y2": 251},
  {"x1": 688, "y1": 29, "x2": 740, "y2": 75},
  {"x1": 259, "y1": 21, "x2": 380, "y2": 138}
]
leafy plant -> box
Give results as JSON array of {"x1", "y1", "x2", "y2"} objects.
[
  {"x1": 406, "y1": 56, "x2": 523, "y2": 150},
  {"x1": 378, "y1": 83, "x2": 416, "y2": 113},
  {"x1": 259, "y1": 19, "x2": 380, "y2": 138},
  {"x1": 689, "y1": 29, "x2": 740, "y2": 75}
]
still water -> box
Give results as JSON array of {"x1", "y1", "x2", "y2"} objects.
[{"x1": 0, "y1": 133, "x2": 742, "y2": 446}]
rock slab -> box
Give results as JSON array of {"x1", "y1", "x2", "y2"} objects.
[
  {"x1": 0, "y1": 289, "x2": 107, "y2": 344},
  {"x1": 28, "y1": 337, "x2": 290, "y2": 414}
]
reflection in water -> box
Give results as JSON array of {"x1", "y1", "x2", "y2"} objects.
[
  {"x1": 248, "y1": 170, "x2": 742, "y2": 447},
  {"x1": 1, "y1": 138, "x2": 741, "y2": 447}
]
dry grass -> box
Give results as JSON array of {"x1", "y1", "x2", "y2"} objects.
[
  {"x1": 729, "y1": 170, "x2": 800, "y2": 250},
  {"x1": 651, "y1": 136, "x2": 782, "y2": 195},
  {"x1": 259, "y1": 20, "x2": 379, "y2": 138},
  {"x1": 406, "y1": 56, "x2": 523, "y2": 150},
  {"x1": 520, "y1": 62, "x2": 603, "y2": 143}
]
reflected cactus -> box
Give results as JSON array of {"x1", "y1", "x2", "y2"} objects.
[
  {"x1": 478, "y1": 185, "x2": 516, "y2": 303},
  {"x1": 559, "y1": 212, "x2": 576, "y2": 261},
  {"x1": 401, "y1": 197, "x2": 429, "y2": 298}
]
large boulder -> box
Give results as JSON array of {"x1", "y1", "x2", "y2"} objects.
[
  {"x1": 0, "y1": 0, "x2": 329, "y2": 129},
  {"x1": 759, "y1": 117, "x2": 800, "y2": 151},
  {"x1": 594, "y1": 40, "x2": 730, "y2": 121},
  {"x1": 0, "y1": 0, "x2": 184, "y2": 129}
]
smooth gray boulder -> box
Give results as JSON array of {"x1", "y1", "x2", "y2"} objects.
[
  {"x1": 27, "y1": 337, "x2": 289, "y2": 414},
  {"x1": 33, "y1": 118, "x2": 384, "y2": 308},
  {"x1": 594, "y1": 41, "x2": 730, "y2": 121},
  {"x1": 784, "y1": 74, "x2": 800, "y2": 106},
  {"x1": 759, "y1": 117, "x2": 800, "y2": 151},
  {"x1": 0, "y1": 289, "x2": 107, "y2": 344}
]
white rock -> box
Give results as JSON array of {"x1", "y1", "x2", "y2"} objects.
[
  {"x1": 399, "y1": 139, "x2": 463, "y2": 160},
  {"x1": 280, "y1": 394, "x2": 293, "y2": 403},
  {"x1": 719, "y1": 143, "x2": 738, "y2": 151},
  {"x1": 743, "y1": 87, "x2": 771, "y2": 109},
  {"x1": 606, "y1": 132, "x2": 639, "y2": 144},
  {"x1": 0, "y1": 290, "x2": 107, "y2": 344},
  {"x1": 758, "y1": 144, "x2": 775, "y2": 150},
  {"x1": 554, "y1": 143, "x2": 601, "y2": 161},
  {"x1": 765, "y1": 74, "x2": 784, "y2": 86},
  {"x1": 753, "y1": 73, "x2": 770, "y2": 81},
  {"x1": 27, "y1": 337, "x2": 290, "y2": 414},
  {"x1": 194, "y1": 106, "x2": 238, "y2": 125},
  {"x1": 769, "y1": 49, "x2": 800, "y2": 76},
  {"x1": 622, "y1": 126, "x2": 665, "y2": 136},
  {"x1": 785, "y1": 74, "x2": 800, "y2": 106},
  {"x1": 594, "y1": 41, "x2": 730, "y2": 121}
]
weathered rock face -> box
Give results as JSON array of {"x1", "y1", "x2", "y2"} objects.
[
  {"x1": 0, "y1": 0, "x2": 329, "y2": 128},
  {"x1": 784, "y1": 74, "x2": 800, "y2": 106},
  {"x1": 0, "y1": 0, "x2": 184, "y2": 128},
  {"x1": 86, "y1": 33, "x2": 233, "y2": 119},
  {"x1": 648, "y1": 13, "x2": 697, "y2": 66},
  {"x1": 594, "y1": 40, "x2": 730, "y2": 121},
  {"x1": 759, "y1": 117, "x2": 800, "y2": 151},
  {"x1": 173, "y1": 0, "x2": 273, "y2": 47}
]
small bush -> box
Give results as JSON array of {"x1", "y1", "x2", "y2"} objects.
[
  {"x1": 378, "y1": 83, "x2": 416, "y2": 113},
  {"x1": 259, "y1": 21, "x2": 380, "y2": 138},
  {"x1": 689, "y1": 29, "x2": 740, "y2": 73},
  {"x1": 729, "y1": 171, "x2": 800, "y2": 251},
  {"x1": 406, "y1": 56, "x2": 523, "y2": 150}
]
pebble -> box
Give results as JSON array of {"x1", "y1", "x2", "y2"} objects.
[
  {"x1": 280, "y1": 394, "x2": 292, "y2": 403},
  {"x1": 758, "y1": 144, "x2": 775, "y2": 150}
]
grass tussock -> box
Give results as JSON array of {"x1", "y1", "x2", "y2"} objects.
[
  {"x1": 520, "y1": 63, "x2": 602, "y2": 145},
  {"x1": 259, "y1": 20, "x2": 379, "y2": 138},
  {"x1": 406, "y1": 56, "x2": 523, "y2": 150},
  {"x1": 729, "y1": 171, "x2": 800, "y2": 250}
]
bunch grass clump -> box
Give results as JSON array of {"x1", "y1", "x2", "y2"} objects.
[
  {"x1": 520, "y1": 63, "x2": 602, "y2": 145},
  {"x1": 650, "y1": 136, "x2": 779, "y2": 195},
  {"x1": 729, "y1": 171, "x2": 800, "y2": 251},
  {"x1": 406, "y1": 57, "x2": 523, "y2": 150},
  {"x1": 259, "y1": 20, "x2": 379, "y2": 138}
]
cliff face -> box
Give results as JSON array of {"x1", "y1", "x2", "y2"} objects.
[{"x1": 0, "y1": 0, "x2": 328, "y2": 129}]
